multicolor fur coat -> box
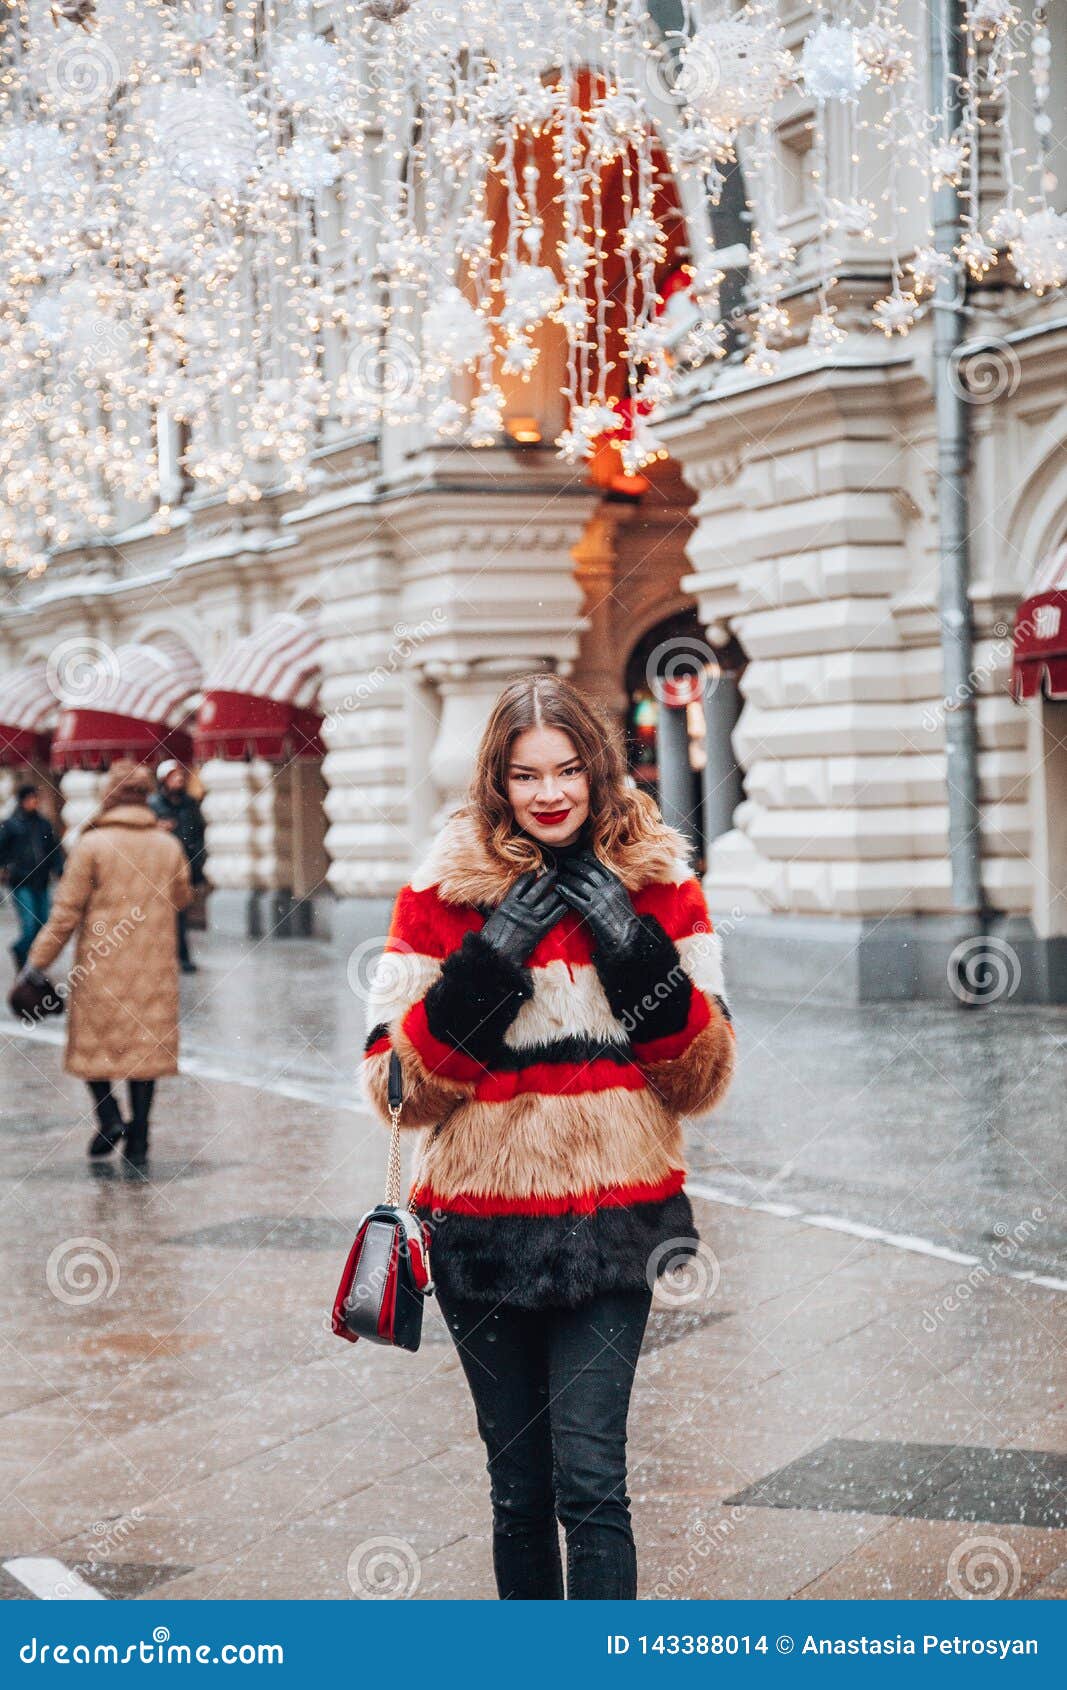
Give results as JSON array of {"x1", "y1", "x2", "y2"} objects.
[{"x1": 361, "y1": 809, "x2": 735, "y2": 1309}]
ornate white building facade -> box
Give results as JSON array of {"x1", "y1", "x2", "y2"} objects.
[{"x1": 2, "y1": 1, "x2": 1066, "y2": 1002}]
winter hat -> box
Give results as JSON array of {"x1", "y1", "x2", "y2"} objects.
[{"x1": 100, "y1": 760, "x2": 156, "y2": 810}]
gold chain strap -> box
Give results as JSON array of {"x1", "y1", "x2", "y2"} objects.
[{"x1": 385, "y1": 1098, "x2": 423, "y2": 1215}]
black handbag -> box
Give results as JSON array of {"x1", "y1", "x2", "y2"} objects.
[
  {"x1": 8, "y1": 969, "x2": 65, "y2": 1024},
  {"x1": 331, "y1": 1051, "x2": 437, "y2": 1352}
]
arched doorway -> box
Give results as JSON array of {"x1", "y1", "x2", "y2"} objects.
[{"x1": 625, "y1": 610, "x2": 745, "y2": 873}]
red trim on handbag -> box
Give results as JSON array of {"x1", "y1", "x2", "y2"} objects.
[
  {"x1": 409, "y1": 1166, "x2": 686, "y2": 1216},
  {"x1": 632, "y1": 985, "x2": 711, "y2": 1064},
  {"x1": 330, "y1": 1218, "x2": 370, "y2": 1345}
]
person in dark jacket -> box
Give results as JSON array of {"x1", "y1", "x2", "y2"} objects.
[
  {"x1": 0, "y1": 784, "x2": 65, "y2": 969},
  {"x1": 148, "y1": 760, "x2": 206, "y2": 974}
]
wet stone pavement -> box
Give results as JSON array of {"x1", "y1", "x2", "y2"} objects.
[{"x1": 0, "y1": 932, "x2": 1065, "y2": 1601}]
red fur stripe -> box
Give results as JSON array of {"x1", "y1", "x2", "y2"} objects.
[
  {"x1": 388, "y1": 883, "x2": 480, "y2": 959},
  {"x1": 473, "y1": 1057, "x2": 648, "y2": 1101},
  {"x1": 401, "y1": 998, "x2": 487, "y2": 1083},
  {"x1": 410, "y1": 1167, "x2": 686, "y2": 1216},
  {"x1": 632, "y1": 985, "x2": 712, "y2": 1064},
  {"x1": 365, "y1": 1032, "x2": 390, "y2": 1058},
  {"x1": 632, "y1": 877, "x2": 713, "y2": 941}
]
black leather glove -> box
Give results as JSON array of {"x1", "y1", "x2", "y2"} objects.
[
  {"x1": 556, "y1": 851, "x2": 643, "y2": 958},
  {"x1": 479, "y1": 869, "x2": 569, "y2": 966},
  {"x1": 17, "y1": 965, "x2": 48, "y2": 988}
]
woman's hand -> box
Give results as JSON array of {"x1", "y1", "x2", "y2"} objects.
[
  {"x1": 479, "y1": 869, "x2": 569, "y2": 966},
  {"x1": 557, "y1": 851, "x2": 643, "y2": 958}
]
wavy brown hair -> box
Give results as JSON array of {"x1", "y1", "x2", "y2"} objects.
[{"x1": 460, "y1": 672, "x2": 689, "y2": 884}]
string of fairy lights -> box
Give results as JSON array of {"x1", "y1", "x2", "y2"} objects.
[{"x1": 0, "y1": 0, "x2": 1063, "y2": 576}]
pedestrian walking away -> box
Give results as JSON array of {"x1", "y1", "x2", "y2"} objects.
[
  {"x1": 149, "y1": 758, "x2": 206, "y2": 973},
  {"x1": 0, "y1": 782, "x2": 64, "y2": 970},
  {"x1": 22, "y1": 759, "x2": 192, "y2": 1167},
  {"x1": 362, "y1": 673, "x2": 736, "y2": 1600}
]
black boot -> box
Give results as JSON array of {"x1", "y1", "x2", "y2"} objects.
[
  {"x1": 87, "y1": 1082, "x2": 125, "y2": 1158},
  {"x1": 123, "y1": 1080, "x2": 155, "y2": 1168}
]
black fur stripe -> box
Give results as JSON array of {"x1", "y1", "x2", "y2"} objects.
[
  {"x1": 416, "y1": 1190, "x2": 700, "y2": 1309},
  {"x1": 363, "y1": 1021, "x2": 389, "y2": 1054},
  {"x1": 495, "y1": 1033, "x2": 635, "y2": 1070}
]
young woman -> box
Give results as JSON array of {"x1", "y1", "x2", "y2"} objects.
[
  {"x1": 25, "y1": 760, "x2": 192, "y2": 1166},
  {"x1": 362, "y1": 674, "x2": 735, "y2": 1600}
]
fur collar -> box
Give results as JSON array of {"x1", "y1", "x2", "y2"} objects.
[
  {"x1": 410, "y1": 807, "x2": 694, "y2": 906},
  {"x1": 87, "y1": 804, "x2": 158, "y2": 832}
]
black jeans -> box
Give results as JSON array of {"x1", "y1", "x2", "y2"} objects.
[{"x1": 437, "y1": 1284, "x2": 652, "y2": 1600}]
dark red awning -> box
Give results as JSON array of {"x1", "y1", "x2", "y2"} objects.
[
  {"x1": 1012, "y1": 539, "x2": 1067, "y2": 702},
  {"x1": 51, "y1": 709, "x2": 193, "y2": 772},
  {"x1": 193, "y1": 691, "x2": 324, "y2": 763},
  {"x1": 0, "y1": 726, "x2": 51, "y2": 768}
]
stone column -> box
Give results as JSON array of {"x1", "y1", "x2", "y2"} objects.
[
  {"x1": 58, "y1": 770, "x2": 104, "y2": 848},
  {"x1": 311, "y1": 498, "x2": 411, "y2": 958},
  {"x1": 702, "y1": 668, "x2": 744, "y2": 848},
  {"x1": 662, "y1": 353, "x2": 1031, "y2": 1000},
  {"x1": 200, "y1": 758, "x2": 289, "y2": 938},
  {"x1": 655, "y1": 694, "x2": 698, "y2": 849},
  {"x1": 388, "y1": 446, "x2": 599, "y2": 832}
]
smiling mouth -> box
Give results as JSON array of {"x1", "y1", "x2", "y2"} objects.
[{"x1": 532, "y1": 809, "x2": 570, "y2": 823}]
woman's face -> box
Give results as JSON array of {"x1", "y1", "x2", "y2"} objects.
[{"x1": 506, "y1": 725, "x2": 590, "y2": 846}]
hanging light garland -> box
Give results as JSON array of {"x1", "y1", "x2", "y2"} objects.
[{"x1": 0, "y1": 0, "x2": 1063, "y2": 575}]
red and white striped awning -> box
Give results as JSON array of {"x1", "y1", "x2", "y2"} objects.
[
  {"x1": 0, "y1": 662, "x2": 57, "y2": 766},
  {"x1": 51, "y1": 635, "x2": 202, "y2": 771},
  {"x1": 195, "y1": 613, "x2": 323, "y2": 762},
  {"x1": 1012, "y1": 540, "x2": 1067, "y2": 702}
]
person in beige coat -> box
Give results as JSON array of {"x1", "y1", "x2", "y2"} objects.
[{"x1": 25, "y1": 760, "x2": 193, "y2": 1166}]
